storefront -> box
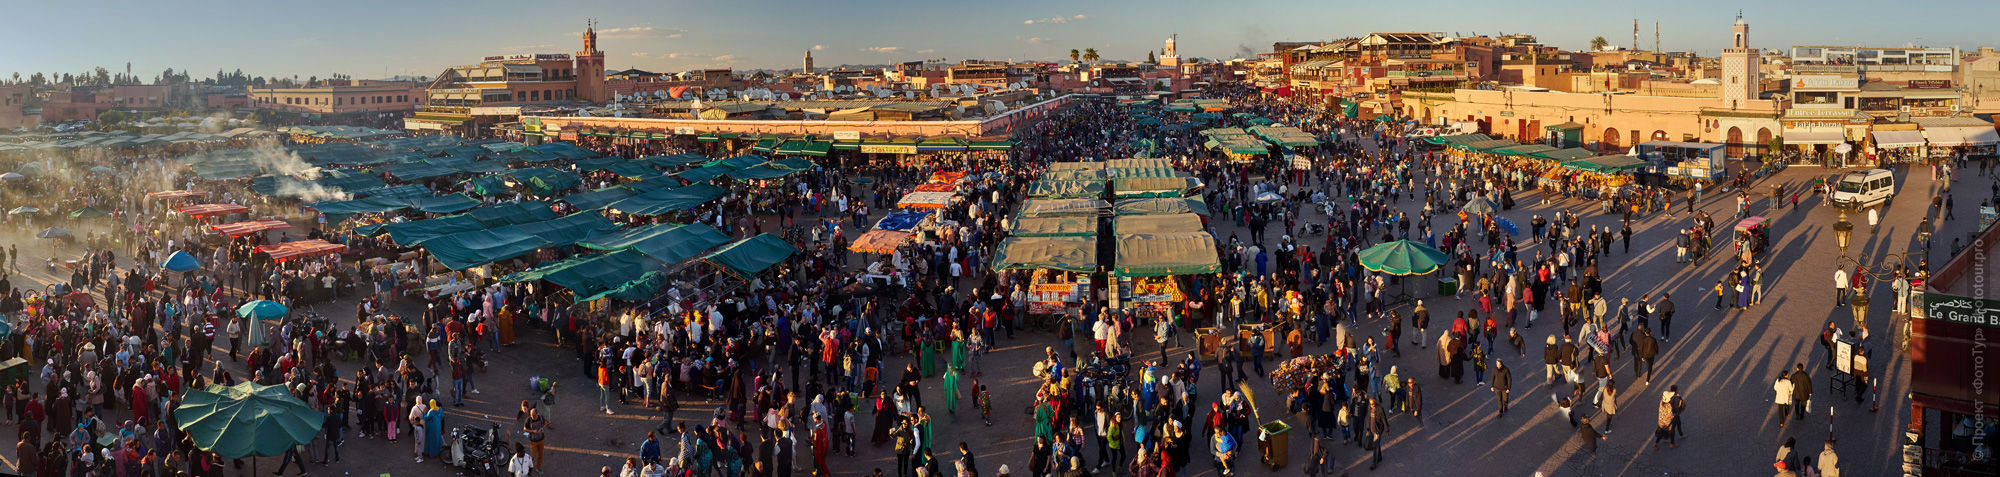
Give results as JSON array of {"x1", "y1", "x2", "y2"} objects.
[
  {"x1": 1918, "y1": 117, "x2": 2000, "y2": 159},
  {"x1": 1869, "y1": 128, "x2": 1928, "y2": 163},
  {"x1": 1911, "y1": 220, "x2": 2000, "y2": 476}
]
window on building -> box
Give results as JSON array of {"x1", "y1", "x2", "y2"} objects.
[{"x1": 530, "y1": 90, "x2": 539, "y2": 101}]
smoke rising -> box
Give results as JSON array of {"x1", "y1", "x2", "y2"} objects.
[{"x1": 243, "y1": 137, "x2": 350, "y2": 202}]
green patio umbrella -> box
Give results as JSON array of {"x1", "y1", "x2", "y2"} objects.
[
  {"x1": 236, "y1": 300, "x2": 289, "y2": 320},
  {"x1": 173, "y1": 382, "x2": 325, "y2": 459},
  {"x1": 1356, "y1": 240, "x2": 1450, "y2": 276},
  {"x1": 68, "y1": 207, "x2": 110, "y2": 220},
  {"x1": 1461, "y1": 196, "x2": 1497, "y2": 216}
]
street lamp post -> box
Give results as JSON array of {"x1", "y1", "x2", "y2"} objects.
[
  {"x1": 1832, "y1": 208, "x2": 1854, "y2": 259},
  {"x1": 1850, "y1": 289, "x2": 1870, "y2": 332}
]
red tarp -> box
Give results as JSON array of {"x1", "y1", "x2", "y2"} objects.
[
  {"x1": 912, "y1": 183, "x2": 957, "y2": 193},
  {"x1": 176, "y1": 203, "x2": 249, "y2": 218},
  {"x1": 147, "y1": 190, "x2": 210, "y2": 200},
  {"x1": 255, "y1": 239, "x2": 347, "y2": 262},
  {"x1": 209, "y1": 219, "x2": 292, "y2": 237}
]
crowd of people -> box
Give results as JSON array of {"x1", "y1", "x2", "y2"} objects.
[{"x1": 0, "y1": 81, "x2": 1913, "y2": 477}]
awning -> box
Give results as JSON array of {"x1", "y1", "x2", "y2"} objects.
[
  {"x1": 255, "y1": 239, "x2": 347, "y2": 262},
  {"x1": 210, "y1": 219, "x2": 292, "y2": 238},
  {"x1": 750, "y1": 137, "x2": 779, "y2": 152},
  {"x1": 702, "y1": 234, "x2": 798, "y2": 278},
  {"x1": 1010, "y1": 216, "x2": 1098, "y2": 237},
  {"x1": 801, "y1": 141, "x2": 832, "y2": 157},
  {"x1": 1018, "y1": 198, "x2": 1110, "y2": 218},
  {"x1": 1113, "y1": 197, "x2": 1209, "y2": 217},
  {"x1": 1113, "y1": 232, "x2": 1221, "y2": 277},
  {"x1": 992, "y1": 237, "x2": 1098, "y2": 272},
  {"x1": 1564, "y1": 155, "x2": 1650, "y2": 174},
  {"x1": 1872, "y1": 130, "x2": 1927, "y2": 148},
  {"x1": 176, "y1": 203, "x2": 249, "y2": 218},
  {"x1": 1028, "y1": 179, "x2": 1107, "y2": 199},
  {"x1": 579, "y1": 222, "x2": 732, "y2": 265},
  {"x1": 606, "y1": 183, "x2": 727, "y2": 216},
  {"x1": 849, "y1": 229, "x2": 914, "y2": 254},
  {"x1": 1924, "y1": 126, "x2": 2000, "y2": 147},
  {"x1": 1785, "y1": 130, "x2": 1847, "y2": 145},
  {"x1": 896, "y1": 191, "x2": 957, "y2": 209},
  {"x1": 1114, "y1": 214, "x2": 1205, "y2": 235}
]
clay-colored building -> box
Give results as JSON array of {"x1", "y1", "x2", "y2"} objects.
[{"x1": 249, "y1": 81, "x2": 424, "y2": 116}]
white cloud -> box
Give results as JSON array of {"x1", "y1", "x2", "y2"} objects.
[
  {"x1": 712, "y1": 55, "x2": 737, "y2": 62},
  {"x1": 592, "y1": 26, "x2": 684, "y2": 39},
  {"x1": 916, "y1": 49, "x2": 935, "y2": 54},
  {"x1": 861, "y1": 47, "x2": 901, "y2": 53},
  {"x1": 630, "y1": 52, "x2": 652, "y2": 58},
  {"x1": 1025, "y1": 15, "x2": 1085, "y2": 25},
  {"x1": 812, "y1": 44, "x2": 826, "y2": 51},
  {"x1": 1026, "y1": 37, "x2": 1046, "y2": 44}
]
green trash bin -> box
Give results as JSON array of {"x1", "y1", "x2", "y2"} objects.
[
  {"x1": 1259, "y1": 420, "x2": 1291, "y2": 468},
  {"x1": 1437, "y1": 276, "x2": 1458, "y2": 296}
]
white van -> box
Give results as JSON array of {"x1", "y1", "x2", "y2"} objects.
[{"x1": 1829, "y1": 169, "x2": 1895, "y2": 209}]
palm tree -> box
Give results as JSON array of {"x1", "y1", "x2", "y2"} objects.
[
  {"x1": 1589, "y1": 36, "x2": 1609, "y2": 52},
  {"x1": 1070, "y1": 49, "x2": 1081, "y2": 63},
  {"x1": 1083, "y1": 48, "x2": 1099, "y2": 64}
]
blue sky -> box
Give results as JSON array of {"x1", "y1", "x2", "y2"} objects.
[{"x1": 0, "y1": 0, "x2": 1991, "y2": 81}]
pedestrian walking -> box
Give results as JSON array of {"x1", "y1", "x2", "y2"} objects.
[
  {"x1": 1492, "y1": 360, "x2": 1512, "y2": 416},
  {"x1": 1790, "y1": 364, "x2": 1812, "y2": 421},
  {"x1": 1653, "y1": 391, "x2": 1678, "y2": 450}
]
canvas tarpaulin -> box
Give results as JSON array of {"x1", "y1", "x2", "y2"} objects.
[
  {"x1": 579, "y1": 222, "x2": 732, "y2": 265},
  {"x1": 464, "y1": 201, "x2": 557, "y2": 227},
  {"x1": 407, "y1": 194, "x2": 482, "y2": 214},
  {"x1": 645, "y1": 153, "x2": 709, "y2": 167},
  {"x1": 849, "y1": 229, "x2": 914, "y2": 254},
  {"x1": 418, "y1": 213, "x2": 618, "y2": 269},
  {"x1": 1010, "y1": 216, "x2": 1098, "y2": 237},
  {"x1": 703, "y1": 234, "x2": 798, "y2": 278},
  {"x1": 1113, "y1": 232, "x2": 1220, "y2": 276},
  {"x1": 896, "y1": 191, "x2": 956, "y2": 209},
  {"x1": 726, "y1": 164, "x2": 802, "y2": 180},
  {"x1": 1114, "y1": 197, "x2": 1209, "y2": 217},
  {"x1": 559, "y1": 187, "x2": 637, "y2": 211},
  {"x1": 873, "y1": 211, "x2": 933, "y2": 231},
  {"x1": 1112, "y1": 177, "x2": 1198, "y2": 198},
  {"x1": 500, "y1": 250, "x2": 659, "y2": 301},
  {"x1": 600, "y1": 161, "x2": 661, "y2": 179},
  {"x1": 378, "y1": 214, "x2": 485, "y2": 246},
  {"x1": 607, "y1": 183, "x2": 727, "y2": 216},
  {"x1": 671, "y1": 164, "x2": 736, "y2": 184},
  {"x1": 1114, "y1": 214, "x2": 1205, "y2": 235},
  {"x1": 1018, "y1": 198, "x2": 1109, "y2": 218},
  {"x1": 1028, "y1": 179, "x2": 1107, "y2": 199},
  {"x1": 992, "y1": 237, "x2": 1098, "y2": 272}
]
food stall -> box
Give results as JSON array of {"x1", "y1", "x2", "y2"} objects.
[
  {"x1": 1112, "y1": 228, "x2": 1220, "y2": 319},
  {"x1": 1558, "y1": 155, "x2": 1646, "y2": 197},
  {"x1": 993, "y1": 236, "x2": 1099, "y2": 315}
]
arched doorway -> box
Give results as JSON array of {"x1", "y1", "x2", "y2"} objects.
[
  {"x1": 1652, "y1": 130, "x2": 1669, "y2": 141},
  {"x1": 1757, "y1": 128, "x2": 1773, "y2": 157},
  {"x1": 1421, "y1": 107, "x2": 1432, "y2": 124},
  {"x1": 1726, "y1": 126, "x2": 1744, "y2": 158},
  {"x1": 1602, "y1": 127, "x2": 1620, "y2": 152}
]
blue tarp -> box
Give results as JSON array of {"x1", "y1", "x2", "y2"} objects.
[
  {"x1": 600, "y1": 161, "x2": 660, "y2": 179},
  {"x1": 645, "y1": 153, "x2": 707, "y2": 167},
  {"x1": 873, "y1": 211, "x2": 933, "y2": 231},
  {"x1": 380, "y1": 214, "x2": 486, "y2": 246},
  {"x1": 532, "y1": 142, "x2": 597, "y2": 160},
  {"x1": 464, "y1": 201, "x2": 556, "y2": 227},
  {"x1": 408, "y1": 194, "x2": 482, "y2": 214},
  {"x1": 418, "y1": 212, "x2": 618, "y2": 269}
]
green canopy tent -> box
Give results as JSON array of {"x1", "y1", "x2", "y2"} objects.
[
  {"x1": 1112, "y1": 177, "x2": 1199, "y2": 198},
  {"x1": 1112, "y1": 232, "x2": 1221, "y2": 277},
  {"x1": 1564, "y1": 155, "x2": 1650, "y2": 174},
  {"x1": 1530, "y1": 148, "x2": 1596, "y2": 162},
  {"x1": 580, "y1": 222, "x2": 733, "y2": 265},
  {"x1": 559, "y1": 187, "x2": 638, "y2": 211},
  {"x1": 991, "y1": 237, "x2": 1099, "y2": 272},
  {"x1": 605, "y1": 183, "x2": 728, "y2": 216},
  {"x1": 174, "y1": 382, "x2": 325, "y2": 459},
  {"x1": 645, "y1": 153, "x2": 709, "y2": 168},
  {"x1": 702, "y1": 234, "x2": 799, "y2": 279}
]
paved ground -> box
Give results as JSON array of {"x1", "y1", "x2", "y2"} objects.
[{"x1": 1, "y1": 145, "x2": 1985, "y2": 476}]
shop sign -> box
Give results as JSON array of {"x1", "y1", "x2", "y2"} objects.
[
  {"x1": 673, "y1": 127, "x2": 696, "y2": 135},
  {"x1": 860, "y1": 144, "x2": 917, "y2": 154},
  {"x1": 1908, "y1": 80, "x2": 1953, "y2": 89},
  {"x1": 833, "y1": 131, "x2": 862, "y2": 141},
  {"x1": 1922, "y1": 292, "x2": 2000, "y2": 329},
  {"x1": 522, "y1": 117, "x2": 540, "y2": 133}
]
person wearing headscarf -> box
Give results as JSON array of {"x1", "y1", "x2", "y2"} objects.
[{"x1": 424, "y1": 398, "x2": 446, "y2": 457}]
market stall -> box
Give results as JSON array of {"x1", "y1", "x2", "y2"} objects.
[
  {"x1": 850, "y1": 229, "x2": 916, "y2": 254},
  {"x1": 209, "y1": 219, "x2": 293, "y2": 238},
  {"x1": 1113, "y1": 231, "x2": 1221, "y2": 318},
  {"x1": 1010, "y1": 216, "x2": 1100, "y2": 237},
  {"x1": 992, "y1": 236, "x2": 1099, "y2": 315},
  {"x1": 255, "y1": 239, "x2": 348, "y2": 262},
  {"x1": 1113, "y1": 197, "x2": 1210, "y2": 217},
  {"x1": 1018, "y1": 198, "x2": 1111, "y2": 218}
]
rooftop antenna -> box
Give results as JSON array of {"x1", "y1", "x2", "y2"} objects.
[{"x1": 1632, "y1": 18, "x2": 1639, "y2": 51}]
